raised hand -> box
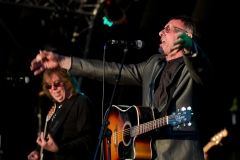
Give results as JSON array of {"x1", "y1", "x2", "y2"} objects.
[
  {"x1": 30, "y1": 50, "x2": 60, "y2": 75},
  {"x1": 171, "y1": 30, "x2": 193, "y2": 54}
]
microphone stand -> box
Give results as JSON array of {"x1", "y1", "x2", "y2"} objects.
[
  {"x1": 0, "y1": 135, "x2": 3, "y2": 160},
  {"x1": 93, "y1": 46, "x2": 129, "y2": 160}
]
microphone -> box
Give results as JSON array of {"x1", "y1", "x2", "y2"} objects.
[
  {"x1": 158, "y1": 46, "x2": 164, "y2": 55},
  {"x1": 1, "y1": 76, "x2": 30, "y2": 84},
  {"x1": 108, "y1": 40, "x2": 145, "y2": 49}
]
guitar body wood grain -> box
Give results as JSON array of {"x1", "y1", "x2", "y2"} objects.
[{"x1": 103, "y1": 105, "x2": 154, "y2": 160}]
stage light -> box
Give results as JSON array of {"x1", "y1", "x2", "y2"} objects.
[
  {"x1": 102, "y1": 3, "x2": 126, "y2": 27},
  {"x1": 103, "y1": 16, "x2": 114, "y2": 27}
]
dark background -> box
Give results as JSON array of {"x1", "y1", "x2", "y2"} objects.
[{"x1": 0, "y1": 0, "x2": 240, "y2": 159}]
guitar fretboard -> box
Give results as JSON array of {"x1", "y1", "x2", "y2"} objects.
[{"x1": 131, "y1": 116, "x2": 168, "y2": 137}]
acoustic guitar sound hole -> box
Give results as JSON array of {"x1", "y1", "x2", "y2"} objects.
[{"x1": 122, "y1": 121, "x2": 131, "y2": 146}]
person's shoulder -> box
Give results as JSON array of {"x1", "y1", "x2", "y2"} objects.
[
  {"x1": 148, "y1": 54, "x2": 165, "y2": 61},
  {"x1": 144, "y1": 54, "x2": 165, "y2": 66},
  {"x1": 75, "y1": 93, "x2": 93, "y2": 106},
  {"x1": 75, "y1": 92, "x2": 89, "y2": 99}
]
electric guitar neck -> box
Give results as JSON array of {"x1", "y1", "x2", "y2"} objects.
[
  {"x1": 203, "y1": 129, "x2": 228, "y2": 153},
  {"x1": 40, "y1": 104, "x2": 56, "y2": 160}
]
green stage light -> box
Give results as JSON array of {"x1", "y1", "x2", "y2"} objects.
[
  {"x1": 103, "y1": 16, "x2": 114, "y2": 27},
  {"x1": 102, "y1": 3, "x2": 126, "y2": 27}
]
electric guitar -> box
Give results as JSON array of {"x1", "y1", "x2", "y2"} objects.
[
  {"x1": 203, "y1": 129, "x2": 228, "y2": 153},
  {"x1": 40, "y1": 104, "x2": 56, "y2": 160},
  {"x1": 103, "y1": 105, "x2": 192, "y2": 160}
]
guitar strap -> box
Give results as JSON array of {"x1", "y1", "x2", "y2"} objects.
[{"x1": 48, "y1": 94, "x2": 78, "y2": 137}]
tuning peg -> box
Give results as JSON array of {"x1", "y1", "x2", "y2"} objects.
[
  {"x1": 181, "y1": 107, "x2": 186, "y2": 111},
  {"x1": 183, "y1": 123, "x2": 186, "y2": 127},
  {"x1": 188, "y1": 121, "x2": 192, "y2": 126},
  {"x1": 187, "y1": 106, "x2": 191, "y2": 110}
]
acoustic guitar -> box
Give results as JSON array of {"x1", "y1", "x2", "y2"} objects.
[
  {"x1": 103, "y1": 105, "x2": 192, "y2": 160},
  {"x1": 40, "y1": 104, "x2": 56, "y2": 160},
  {"x1": 203, "y1": 129, "x2": 228, "y2": 153}
]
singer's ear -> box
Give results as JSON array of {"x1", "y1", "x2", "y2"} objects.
[{"x1": 186, "y1": 32, "x2": 193, "y2": 39}]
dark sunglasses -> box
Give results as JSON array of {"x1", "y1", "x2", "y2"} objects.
[{"x1": 45, "y1": 81, "x2": 63, "y2": 89}]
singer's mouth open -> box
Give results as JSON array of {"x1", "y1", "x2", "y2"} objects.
[{"x1": 160, "y1": 38, "x2": 165, "y2": 43}]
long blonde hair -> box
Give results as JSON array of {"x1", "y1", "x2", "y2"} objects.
[{"x1": 42, "y1": 67, "x2": 79, "y2": 102}]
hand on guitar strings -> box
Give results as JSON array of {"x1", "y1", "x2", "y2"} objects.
[
  {"x1": 27, "y1": 150, "x2": 39, "y2": 160},
  {"x1": 36, "y1": 132, "x2": 59, "y2": 153}
]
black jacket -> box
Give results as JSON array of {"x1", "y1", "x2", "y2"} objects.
[{"x1": 40, "y1": 93, "x2": 97, "y2": 160}]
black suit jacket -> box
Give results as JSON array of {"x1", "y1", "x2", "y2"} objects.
[{"x1": 41, "y1": 93, "x2": 96, "y2": 160}]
